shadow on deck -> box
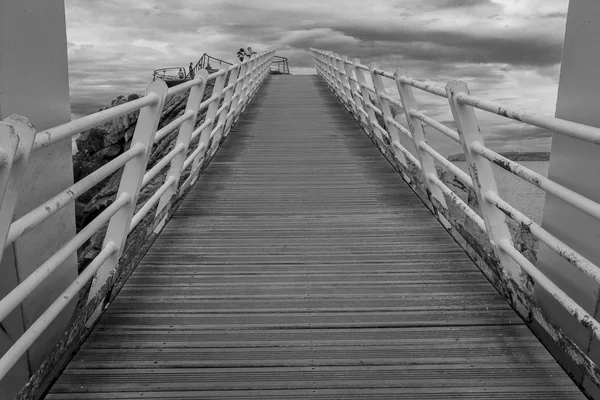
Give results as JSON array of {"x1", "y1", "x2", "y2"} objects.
[{"x1": 46, "y1": 76, "x2": 584, "y2": 399}]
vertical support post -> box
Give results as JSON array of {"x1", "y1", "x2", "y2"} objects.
[
  {"x1": 395, "y1": 67, "x2": 446, "y2": 208},
  {"x1": 227, "y1": 60, "x2": 249, "y2": 131},
  {"x1": 329, "y1": 53, "x2": 345, "y2": 103},
  {"x1": 155, "y1": 70, "x2": 208, "y2": 224},
  {"x1": 223, "y1": 61, "x2": 243, "y2": 136},
  {"x1": 213, "y1": 65, "x2": 239, "y2": 144},
  {"x1": 368, "y1": 64, "x2": 407, "y2": 167},
  {"x1": 353, "y1": 60, "x2": 381, "y2": 141},
  {"x1": 337, "y1": 56, "x2": 355, "y2": 113},
  {"x1": 446, "y1": 81, "x2": 520, "y2": 280},
  {"x1": 327, "y1": 53, "x2": 342, "y2": 96},
  {"x1": 87, "y1": 80, "x2": 168, "y2": 305},
  {"x1": 191, "y1": 65, "x2": 227, "y2": 182},
  {"x1": 343, "y1": 57, "x2": 362, "y2": 120}
]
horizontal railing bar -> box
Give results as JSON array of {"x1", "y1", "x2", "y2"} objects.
[
  {"x1": 485, "y1": 191, "x2": 600, "y2": 285},
  {"x1": 191, "y1": 118, "x2": 212, "y2": 142},
  {"x1": 215, "y1": 104, "x2": 228, "y2": 118},
  {"x1": 0, "y1": 241, "x2": 118, "y2": 381},
  {"x1": 428, "y1": 173, "x2": 485, "y2": 232},
  {"x1": 33, "y1": 94, "x2": 158, "y2": 152},
  {"x1": 397, "y1": 76, "x2": 447, "y2": 98},
  {"x1": 456, "y1": 93, "x2": 600, "y2": 145},
  {"x1": 199, "y1": 93, "x2": 221, "y2": 111},
  {"x1": 141, "y1": 143, "x2": 185, "y2": 188},
  {"x1": 209, "y1": 122, "x2": 224, "y2": 139},
  {"x1": 419, "y1": 142, "x2": 473, "y2": 188},
  {"x1": 207, "y1": 69, "x2": 228, "y2": 80},
  {"x1": 409, "y1": 109, "x2": 460, "y2": 143},
  {"x1": 129, "y1": 176, "x2": 176, "y2": 232},
  {"x1": 366, "y1": 102, "x2": 383, "y2": 116},
  {"x1": 373, "y1": 121, "x2": 390, "y2": 139},
  {"x1": 379, "y1": 93, "x2": 404, "y2": 111},
  {"x1": 166, "y1": 77, "x2": 205, "y2": 96},
  {"x1": 471, "y1": 142, "x2": 600, "y2": 221},
  {"x1": 372, "y1": 68, "x2": 394, "y2": 80},
  {"x1": 385, "y1": 116, "x2": 413, "y2": 140},
  {"x1": 183, "y1": 142, "x2": 206, "y2": 171},
  {"x1": 359, "y1": 82, "x2": 377, "y2": 94},
  {"x1": 498, "y1": 238, "x2": 600, "y2": 343},
  {"x1": 0, "y1": 193, "x2": 131, "y2": 324},
  {"x1": 392, "y1": 140, "x2": 421, "y2": 168},
  {"x1": 154, "y1": 110, "x2": 194, "y2": 142},
  {"x1": 6, "y1": 144, "x2": 144, "y2": 247}
]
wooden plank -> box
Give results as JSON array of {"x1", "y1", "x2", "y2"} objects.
[{"x1": 46, "y1": 75, "x2": 584, "y2": 399}]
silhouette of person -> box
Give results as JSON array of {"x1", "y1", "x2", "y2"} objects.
[
  {"x1": 244, "y1": 47, "x2": 256, "y2": 58},
  {"x1": 237, "y1": 48, "x2": 245, "y2": 62},
  {"x1": 189, "y1": 62, "x2": 195, "y2": 79}
]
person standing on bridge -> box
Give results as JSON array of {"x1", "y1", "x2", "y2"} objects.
[
  {"x1": 188, "y1": 62, "x2": 195, "y2": 79},
  {"x1": 244, "y1": 46, "x2": 256, "y2": 58},
  {"x1": 237, "y1": 48, "x2": 245, "y2": 62}
]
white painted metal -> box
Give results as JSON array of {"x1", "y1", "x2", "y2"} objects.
[
  {"x1": 0, "y1": 240, "x2": 119, "y2": 381},
  {"x1": 395, "y1": 67, "x2": 446, "y2": 207},
  {"x1": 87, "y1": 81, "x2": 168, "y2": 305},
  {"x1": 6, "y1": 145, "x2": 144, "y2": 247},
  {"x1": 353, "y1": 59, "x2": 381, "y2": 142},
  {"x1": 190, "y1": 66, "x2": 227, "y2": 184},
  {"x1": 445, "y1": 81, "x2": 521, "y2": 282},
  {"x1": 156, "y1": 71, "x2": 209, "y2": 223}
]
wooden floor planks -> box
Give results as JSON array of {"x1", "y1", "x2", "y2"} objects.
[{"x1": 46, "y1": 75, "x2": 584, "y2": 399}]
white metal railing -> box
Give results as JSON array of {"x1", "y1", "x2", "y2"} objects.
[
  {"x1": 311, "y1": 47, "x2": 600, "y2": 386},
  {"x1": 0, "y1": 50, "x2": 275, "y2": 382}
]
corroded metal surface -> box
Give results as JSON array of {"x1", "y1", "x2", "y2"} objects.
[{"x1": 46, "y1": 76, "x2": 584, "y2": 399}]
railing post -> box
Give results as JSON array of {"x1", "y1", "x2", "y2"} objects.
[
  {"x1": 87, "y1": 80, "x2": 168, "y2": 306},
  {"x1": 446, "y1": 80, "x2": 521, "y2": 281},
  {"x1": 190, "y1": 65, "x2": 227, "y2": 183},
  {"x1": 395, "y1": 67, "x2": 447, "y2": 208},
  {"x1": 226, "y1": 60, "x2": 249, "y2": 132},
  {"x1": 353, "y1": 59, "x2": 381, "y2": 142},
  {"x1": 0, "y1": 116, "x2": 35, "y2": 262},
  {"x1": 337, "y1": 56, "x2": 355, "y2": 113},
  {"x1": 238, "y1": 56, "x2": 256, "y2": 114},
  {"x1": 213, "y1": 65, "x2": 239, "y2": 145},
  {"x1": 326, "y1": 52, "x2": 342, "y2": 97},
  {"x1": 329, "y1": 53, "x2": 346, "y2": 103},
  {"x1": 155, "y1": 70, "x2": 209, "y2": 225},
  {"x1": 342, "y1": 58, "x2": 362, "y2": 119},
  {"x1": 367, "y1": 64, "x2": 407, "y2": 167}
]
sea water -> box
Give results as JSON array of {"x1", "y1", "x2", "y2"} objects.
[{"x1": 453, "y1": 161, "x2": 549, "y2": 224}]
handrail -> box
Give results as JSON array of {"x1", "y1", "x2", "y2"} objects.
[
  {"x1": 310, "y1": 46, "x2": 600, "y2": 388},
  {"x1": 0, "y1": 49, "x2": 276, "y2": 387}
]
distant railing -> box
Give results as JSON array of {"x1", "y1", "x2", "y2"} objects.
[
  {"x1": 154, "y1": 52, "x2": 288, "y2": 87},
  {"x1": 270, "y1": 56, "x2": 290, "y2": 75},
  {"x1": 311, "y1": 47, "x2": 600, "y2": 389},
  {"x1": 0, "y1": 50, "x2": 276, "y2": 392}
]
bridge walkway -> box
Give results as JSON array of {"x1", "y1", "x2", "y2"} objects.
[{"x1": 46, "y1": 75, "x2": 584, "y2": 399}]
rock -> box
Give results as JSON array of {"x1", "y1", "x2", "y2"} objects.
[{"x1": 74, "y1": 81, "x2": 215, "y2": 269}]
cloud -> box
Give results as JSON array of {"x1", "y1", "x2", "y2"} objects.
[{"x1": 63, "y1": 0, "x2": 569, "y2": 155}]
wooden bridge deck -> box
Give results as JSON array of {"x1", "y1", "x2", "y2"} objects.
[{"x1": 47, "y1": 75, "x2": 584, "y2": 399}]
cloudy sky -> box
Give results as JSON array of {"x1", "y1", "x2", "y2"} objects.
[{"x1": 65, "y1": 0, "x2": 569, "y2": 155}]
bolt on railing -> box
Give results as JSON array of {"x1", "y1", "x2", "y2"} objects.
[
  {"x1": 0, "y1": 49, "x2": 276, "y2": 385},
  {"x1": 310, "y1": 47, "x2": 600, "y2": 388}
]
